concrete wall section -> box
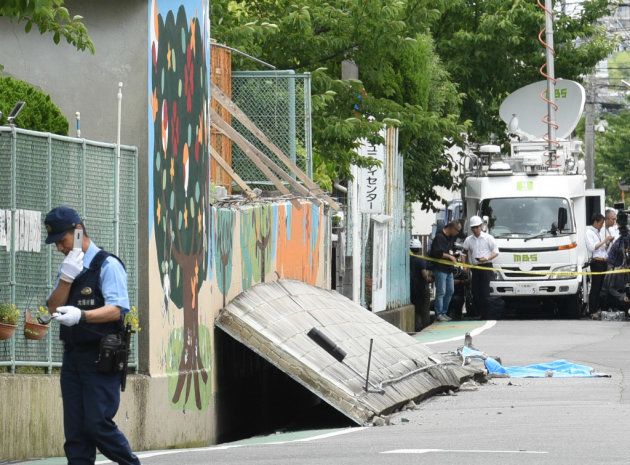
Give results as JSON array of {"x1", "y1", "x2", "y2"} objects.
[
  {"x1": 0, "y1": 0, "x2": 148, "y2": 151},
  {"x1": 147, "y1": 200, "x2": 330, "y2": 401},
  {"x1": 0, "y1": 375, "x2": 214, "y2": 461}
]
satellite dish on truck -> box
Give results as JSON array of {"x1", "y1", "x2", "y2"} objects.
[{"x1": 499, "y1": 80, "x2": 585, "y2": 140}]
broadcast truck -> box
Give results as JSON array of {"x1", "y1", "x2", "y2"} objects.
[{"x1": 461, "y1": 80, "x2": 605, "y2": 317}]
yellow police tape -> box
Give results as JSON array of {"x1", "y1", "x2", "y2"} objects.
[{"x1": 411, "y1": 253, "x2": 630, "y2": 276}]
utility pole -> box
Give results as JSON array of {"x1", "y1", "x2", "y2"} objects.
[
  {"x1": 584, "y1": 77, "x2": 596, "y2": 189},
  {"x1": 341, "y1": 60, "x2": 361, "y2": 303}
]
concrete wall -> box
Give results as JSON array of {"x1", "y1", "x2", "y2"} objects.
[
  {"x1": 0, "y1": 374, "x2": 215, "y2": 461},
  {"x1": 0, "y1": 1, "x2": 334, "y2": 460}
]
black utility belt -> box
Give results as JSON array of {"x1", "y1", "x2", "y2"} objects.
[{"x1": 474, "y1": 262, "x2": 494, "y2": 269}]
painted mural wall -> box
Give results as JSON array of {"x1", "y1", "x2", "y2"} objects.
[{"x1": 148, "y1": 0, "x2": 331, "y2": 417}]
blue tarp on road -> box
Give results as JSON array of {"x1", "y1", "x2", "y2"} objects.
[{"x1": 461, "y1": 347, "x2": 609, "y2": 378}]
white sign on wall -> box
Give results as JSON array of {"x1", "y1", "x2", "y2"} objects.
[
  {"x1": 371, "y1": 221, "x2": 388, "y2": 312},
  {"x1": 357, "y1": 131, "x2": 386, "y2": 214}
]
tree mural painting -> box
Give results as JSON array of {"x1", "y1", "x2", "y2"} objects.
[
  {"x1": 152, "y1": 3, "x2": 210, "y2": 410},
  {"x1": 240, "y1": 204, "x2": 278, "y2": 291},
  {"x1": 215, "y1": 207, "x2": 235, "y2": 309}
]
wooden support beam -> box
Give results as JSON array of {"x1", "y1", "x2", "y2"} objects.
[
  {"x1": 210, "y1": 108, "x2": 302, "y2": 210},
  {"x1": 209, "y1": 146, "x2": 256, "y2": 199},
  {"x1": 211, "y1": 83, "x2": 341, "y2": 211},
  {"x1": 211, "y1": 109, "x2": 314, "y2": 200}
]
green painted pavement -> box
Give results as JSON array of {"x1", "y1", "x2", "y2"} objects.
[
  {"x1": 14, "y1": 428, "x2": 357, "y2": 464},
  {"x1": 16, "y1": 456, "x2": 79, "y2": 464},
  {"x1": 413, "y1": 320, "x2": 488, "y2": 344},
  {"x1": 224, "y1": 427, "x2": 353, "y2": 446}
]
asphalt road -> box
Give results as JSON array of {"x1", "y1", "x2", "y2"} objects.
[{"x1": 25, "y1": 319, "x2": 630, "y2": 465}]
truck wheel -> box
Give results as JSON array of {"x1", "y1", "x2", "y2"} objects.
[{"x1": 558, "y1": 288, "x2": 584, "y2": 319}]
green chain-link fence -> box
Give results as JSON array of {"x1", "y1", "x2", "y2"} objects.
[
  {"x1": 0, "y1": 127, "x2": 138, "y2": 372},
  {"x1": 231, "y1": 70, "x2": 312, "y2": 189}
]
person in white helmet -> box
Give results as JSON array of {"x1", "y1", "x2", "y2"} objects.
[
  {"x1": 462, "y1": 215, "x2": 499, "y2": 319},
  {"x1": 409, "y1": 238, "x2": 432, "y2": 330}
]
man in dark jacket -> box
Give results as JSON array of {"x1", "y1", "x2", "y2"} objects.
[
  {"x1": 602, "y1": 227, "x2": 630, "y2": 313},
  {"x1": 430, "y1": 221, "x2": 462, "y2": 322},
  {"x1": 410, "y1": 239, "x2": 432, "y2": 330}
]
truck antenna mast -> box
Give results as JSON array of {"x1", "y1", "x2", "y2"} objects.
[{"x1": 538, "y1": 0, "x2": 558, "y2": 167}]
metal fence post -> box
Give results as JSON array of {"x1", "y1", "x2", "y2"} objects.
[
  {"x1": 288, "y1": 72, "x2": 296, "y2": 173},
  {"x1": 304, "y1": 73, "x2": 313, "y2": 179},
  {"x1": 9, "y1": 127, "x2": 17, "y2": 372},
  {"x1": 114, "y1": 83, "x2": 123, "y2": 256},
  {"x1": 133, "y1": 147, "x2": 139, "y2": 370},
  {"x1": 47, "y1": 134, "x2": 53, "y2": 373},
  {"x1": 81, "y1": 139, "x2": 87, "y2": 222}
]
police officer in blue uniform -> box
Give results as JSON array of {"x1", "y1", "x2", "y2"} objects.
[{"x1": 45, "y1": 206, "x2": 140, "y2": 465}]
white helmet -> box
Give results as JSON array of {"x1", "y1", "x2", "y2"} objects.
[
  {"x1": 409, "y1": 238, "x2": 421, "y2": 249},
  {"x1": 469, "y1": 215, "x2": 484, "y2": 228}
]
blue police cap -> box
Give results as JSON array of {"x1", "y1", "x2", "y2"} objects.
[{"x1": 44, "y1": 206, "x2": 82, "y2": 244}]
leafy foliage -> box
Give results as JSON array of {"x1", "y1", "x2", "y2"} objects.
[
  {"x1": 212, "y1": 0, "x2": 466, "y2": 208},
  {"x1": 211, "y1": 0, "x2": 615, "y2": 208},
  {"x1": 0, "y1": 0, "x2": 94, "y2": 52},
  {"x1": 433, "y1": 0, "x2": 615, "y2": 142},
  {"x1": 0, "y1": 76, "x2": 68, "y2": 134},
  {"x1": 593, "y1": 110, "x2": 630, "y2": 205},
  {"x1": 0, "y1": 303, "x2": 19, "y2": 325}
]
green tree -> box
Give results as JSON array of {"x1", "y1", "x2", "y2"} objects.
[
  {"x1": 433, "y1": 0, "x2": 615, "y2": 141},
  {"x1": 594, "y1": 111, "x2": 630, "y2": 205},
  {"x1": 212, "y1": 0, "x2": 466, "y2": 208},
  {"x1": 0, "y1": 76, "x2": 68, "y2": 134},
  {"x1": 0, "y1": 0, "x2": 94, "y2": 52}
]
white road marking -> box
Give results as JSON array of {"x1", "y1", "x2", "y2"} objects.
[
  {"x1": 96, "y1": 427, "x2": 366, "y2": 463},
  {"x1": 382, "y1": 448, "x2": 547, "y2": 455},
  {"x1": 424, "y1": 320, "x2": 497, "y2": 345}
]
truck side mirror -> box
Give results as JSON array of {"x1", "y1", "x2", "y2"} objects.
[{"x1": 557, "y1": 207, "x2": 568, "y2": 231}]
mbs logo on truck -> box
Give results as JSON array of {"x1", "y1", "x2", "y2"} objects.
[{"x1": 513, "y1": 254, "x2": 538, "y2": 262}]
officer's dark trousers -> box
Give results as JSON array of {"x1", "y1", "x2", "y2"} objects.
[
  {"x1": 471, "y1": 264, "x2": 493, "y2": 319},
  {"x1": 61, "y1": 348, "x2": 140, "y2": 465}
]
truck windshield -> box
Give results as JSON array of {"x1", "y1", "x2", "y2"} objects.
[{"x1": 480, "y1": 197, "x2": 574, "y2": 237}]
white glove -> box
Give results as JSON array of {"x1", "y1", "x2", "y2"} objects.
[
  {"x1": 53, "y1": 305, "x2": 83, "y2": 326},
  {"x1": 59, "y1": 249, "x2": 84, "y2": 283}
]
